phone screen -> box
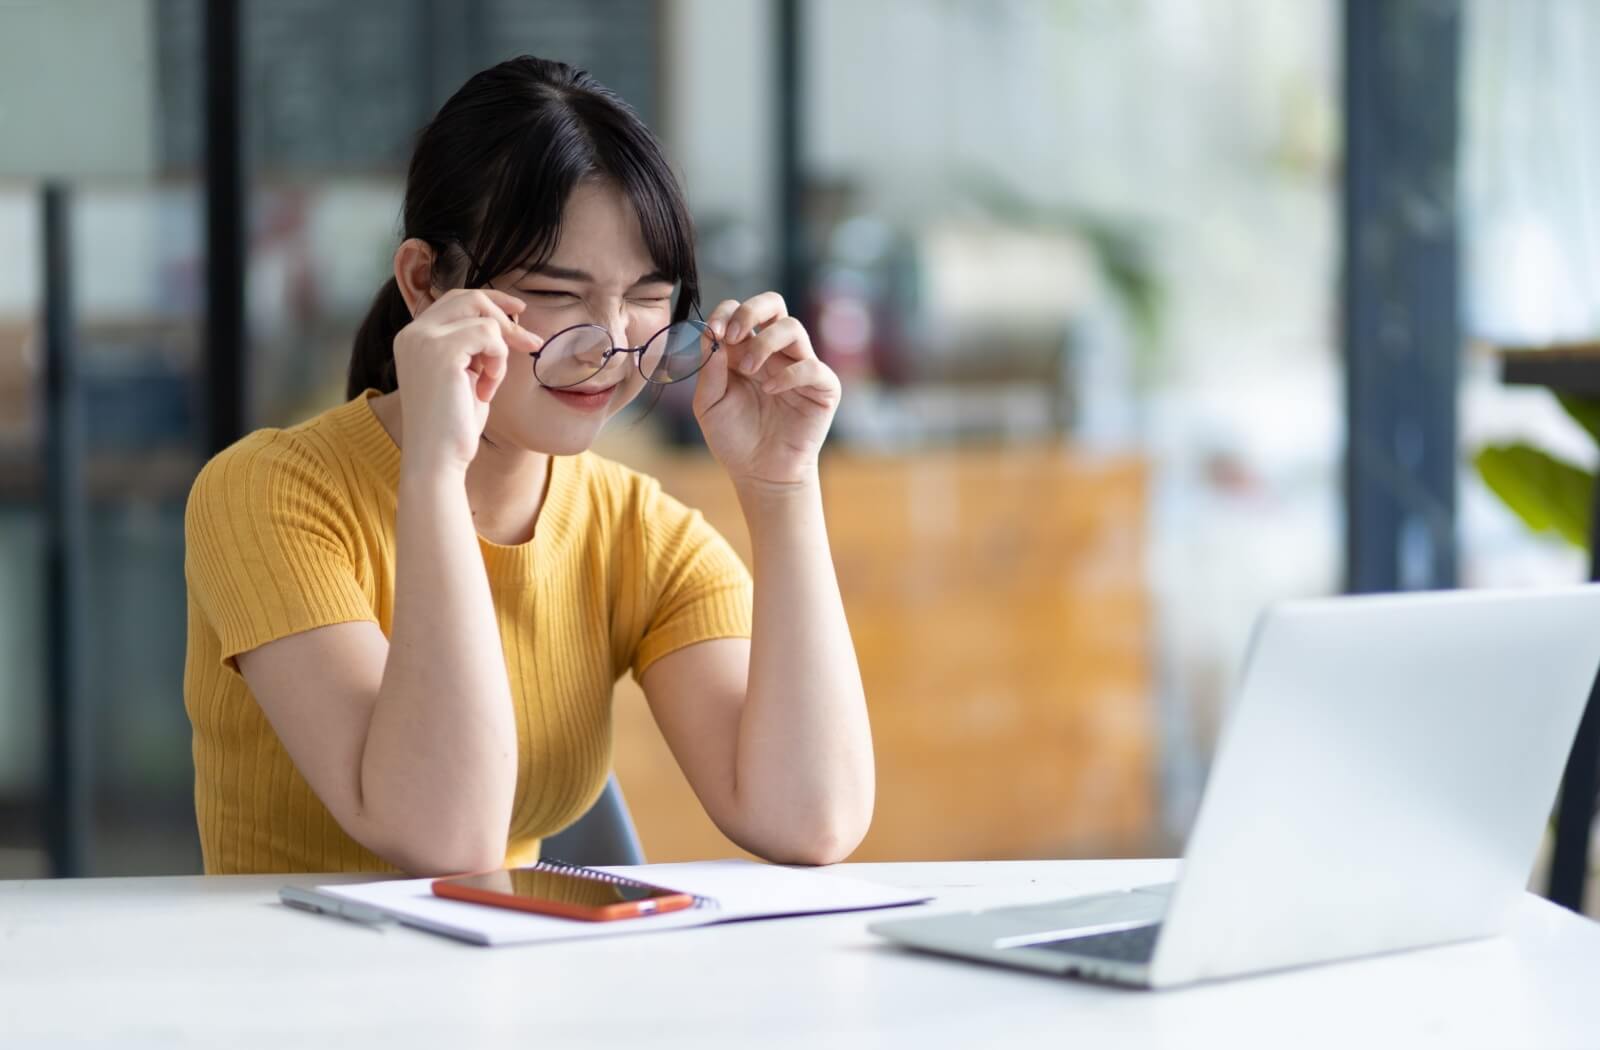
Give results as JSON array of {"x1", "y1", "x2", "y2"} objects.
[{"x1": 441, "y1": 867, "x2": 683, "y2": 907}]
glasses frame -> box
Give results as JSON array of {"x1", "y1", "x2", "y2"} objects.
[
  {"x1": 446, "y1": 244, "x2": 717, "y2": 392},
  {"x1": 529, "y1": 310, "x2": 720, "y2": 391}
]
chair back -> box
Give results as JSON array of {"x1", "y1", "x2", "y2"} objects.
[{"x1": 540, "y1": 774, "x2": 645, "y2": 866}]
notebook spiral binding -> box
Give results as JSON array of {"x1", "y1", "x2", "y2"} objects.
[{"x1": 536, "y1": 857, "x2": 719, "y2": 909}]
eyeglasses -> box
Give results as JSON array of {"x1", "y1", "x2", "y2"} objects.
[
  {"x1": 448, "y1": 244, "x2": 718, "y2": 391},
  {"x1": 530, "y1": 318, "x2": 720, "y2": 390}
]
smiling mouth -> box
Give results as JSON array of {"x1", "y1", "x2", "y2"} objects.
[{"x1": 546, "y1": 383, "x2": 619, "y2": 410}]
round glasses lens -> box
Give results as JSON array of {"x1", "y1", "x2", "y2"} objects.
[
  {"x1": 536, "y1": 326, "x2": 612, "y2": 388},
  {"x1": 640, "y1": 321, "x2": 714, "y2": 384}
]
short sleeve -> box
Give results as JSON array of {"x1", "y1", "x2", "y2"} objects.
[
  {"x1": 629, "y1": 478, "x2": 754, "y2": 680},
  {"x1": 185, "y1": 433, "x2": 376, "y2": 675}
]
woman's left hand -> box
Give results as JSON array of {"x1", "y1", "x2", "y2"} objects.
[{"x1": 692, "y1": 292, "x2": 841, "y2": 489}]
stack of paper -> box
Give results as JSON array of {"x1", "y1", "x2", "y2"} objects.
[{"x1": 315, "y1": 860, "x2": 932, "y2": 947}]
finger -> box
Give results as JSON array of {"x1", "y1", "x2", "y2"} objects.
[
  {"x1": 759, "y1": 357, "x2": 840, "y2": 403},
  {"x1": 422, "y1": 294, "x2": 526, "y2": 359},
  {"x1": 723, "y1": 291, "x2": 788, "y2": 344},
  {"x1": 459, "y1": 293, "x2": 541, "y2": 354},
  {"x1": 478, "y1": 288, "x2": 529, "y2": 319},
  {"x1": 503, "y1": 318, "x2": 541, "y2": 354},
  {"x1": 426, "y1": 288, "x2": 528, "y2": 337},
  {"x1": 732, "y1": 316, "x2": 811, "y2": 379},
  {"x1": 475, "y1": 338, "x2": 509, "y2": 402},
  {"x1": 436, "y1": 317, "x2": 511, "y2": 371},
  {"x1": 435, "y1": 315, "x2": 511, "y2": 350},
  {"x1": 432, "y1": 287, "x2": 521, "y2": 321},
  {"x1": 692, "y1": 330, "x2": 731, "y2": 415},
  {"x1": 704, "y1": 298, "x2": 741, "y2": 341},
  {"x1": 428, "y1": 317, "x2": 507, "y2": 403}
]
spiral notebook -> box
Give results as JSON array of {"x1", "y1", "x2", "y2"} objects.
[{"x1": 305, "y1": 859, "x2": 932, "y2": 946}]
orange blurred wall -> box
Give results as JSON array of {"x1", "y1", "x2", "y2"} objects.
[{"x1": 609, "y1": 447, "x2": 1155, "y2": 862}]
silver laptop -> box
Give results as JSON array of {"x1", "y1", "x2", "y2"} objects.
[{"x1": 871, "y1": 586, "x2": 1600, "y2": 989}]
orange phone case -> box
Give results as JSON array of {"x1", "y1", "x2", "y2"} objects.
[{"x1": 432, "y1": 870, "x2": 697, "y2": 922}]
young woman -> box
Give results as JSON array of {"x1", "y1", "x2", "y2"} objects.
[{"x1": 183, "y1": 56, "x2": 873, "y2": 876}]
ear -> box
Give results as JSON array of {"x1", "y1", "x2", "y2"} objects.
[{"x1": 393, "y1": 238, "x2": 439, "y2": 318}]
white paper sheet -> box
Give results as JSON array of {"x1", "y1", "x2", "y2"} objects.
[{"x1": 314, "y1": 860, "x2": 932, "y2": 946}]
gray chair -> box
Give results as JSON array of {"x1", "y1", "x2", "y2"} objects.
[{"x1": 540, "y1": 774, "x2": 645, "y2": 866}]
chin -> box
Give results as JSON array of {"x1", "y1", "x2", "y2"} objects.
[
  {"x1": 482, "y1": 416, "x2": 598, "y2": 457},
  {"x1": 536, "y1": 428, "x2": 605, "y2": 456}
]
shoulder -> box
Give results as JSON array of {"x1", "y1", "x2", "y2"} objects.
[
  {"x1": 189, "y1": 397, "x2": 371, "y2": 506},
  {"x1": 186, "y1": 403, "x2": 368, "y2": 549},
  {"x1": 189, "y1": 428, "x2": 335, "y2": 513}
]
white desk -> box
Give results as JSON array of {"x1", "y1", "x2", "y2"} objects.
[{"x1": 2, "y1": 860, "x2": 1597, "y2": 1048}]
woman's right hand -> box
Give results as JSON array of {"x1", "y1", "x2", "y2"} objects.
[{"x1": 391, "y1": 288, "x2": 541, "y2": 472}]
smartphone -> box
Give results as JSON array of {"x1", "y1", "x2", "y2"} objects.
[{"x1": 432, "y1": 863, "x2": 697, "y2": 922}]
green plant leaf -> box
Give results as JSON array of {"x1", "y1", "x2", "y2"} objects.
[
  {"x1": 1556, "y1": 394, "x2": 1600, "y2": 445},
  {"x1": 1474, "y1": 443, "x2": 1594, "y2": 551}
]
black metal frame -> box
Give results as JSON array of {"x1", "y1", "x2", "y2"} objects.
[
  {"x1": 204, "y1": 0, "x2": 247, "y2": 457},
  {"x1": 42, "y1": 183, "x2": 90, "y2": 878},
  {"x1": 775, "y1": 0, "x2": 805, "y2": 310},
  {"x1": 1498, "y1": 352, "x2": 1600, "y2": 912},
  {"x1": 530, "y1": 318, "x2": 720, "y2": 390},
  {"x1": 1342, "y1": 0, "x2": 1462, "y2": 598},
  {"x1": 1549, "y1": 529, "x2": 1600, "y2": 911}
]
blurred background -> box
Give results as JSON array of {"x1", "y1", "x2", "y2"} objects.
[{"x1": 2, "y1": 0, "x2": 1597, "y2": 913}]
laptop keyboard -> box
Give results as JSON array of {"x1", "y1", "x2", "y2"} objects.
[{"x1": 1031, "y1": 924, "x2": 1162, "y2": 964}]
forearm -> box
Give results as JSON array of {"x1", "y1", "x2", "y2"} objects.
[
  {"x1": 361, "y1": 463, "x2": 517, "y2": 873},
  {"x1": 731, "y1": 475, "x2": 874, "y2": 863}
]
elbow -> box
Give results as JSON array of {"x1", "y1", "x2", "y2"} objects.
[
  {"x1": 360, "y1": 814, "x2": 507, "y2": 878},
  {"x1": 762, "y1": 808, "x2": 873, "y2": 867},
  {"x1": 388, "y1": 840, "x2": 505, "y2": 878},
  {"x1": 353, "y1": 776, "x2": 514, "y2": 877},
  {"x1": 778, "y1": 841, "x2": 855, "y2": 868},
  {"x1": 400, "y1": 847, "x2": 505, "y2": 879}
]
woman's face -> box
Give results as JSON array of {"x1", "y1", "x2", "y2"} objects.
[{"x1": 479, "y1": 179, "x2": 675, "y2": 456}]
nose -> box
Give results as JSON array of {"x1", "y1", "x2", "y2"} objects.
[{"x1": 596, "y1": 312, "x2": 634, "y2": 378}]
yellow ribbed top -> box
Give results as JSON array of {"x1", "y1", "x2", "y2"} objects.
[{"x1": 182, "y1": 390, "x2": 752, "y2": 874}]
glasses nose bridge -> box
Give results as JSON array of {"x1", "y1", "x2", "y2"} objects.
[
  {"x1": 593, "y1": 304, "x2": 631, "y2": 352},
  {"x1": 601, "y1": 342, "x2": 648, "y2": 368},
  {"x1": 592, "y1": 329, "x2": 647, "y2": 381}
]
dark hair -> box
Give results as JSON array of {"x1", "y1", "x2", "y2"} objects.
[{"x1": 348, "y1": 56, "x2": 699, "y2": 399}]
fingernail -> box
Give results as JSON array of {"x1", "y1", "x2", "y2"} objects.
[
  {"x1": 726, "y1": 323, "x2": 743, "y2": 343},
  {"x1": 741, "y1": 359, "x2": 758, "y2": 374},
  {"x1": 711, "y1": 320, "x2": 726, "y2": 339}
]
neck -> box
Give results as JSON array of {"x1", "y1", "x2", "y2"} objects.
[
  {"x1": 465, "y1": 436, "x2": 551, "y2": 546},
  {"x1": 369, "y1": 391, "x2": 552, "y2": 546}
]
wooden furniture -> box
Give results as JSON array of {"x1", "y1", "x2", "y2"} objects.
[
  {"x1": 605, "y1": 445, "x2": 1155, "y2": 862},
  {"x1": 0, "y1": 323, "x2": 32, "y2": 448}
]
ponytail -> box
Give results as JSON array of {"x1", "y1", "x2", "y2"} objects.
[{"x1": 346, "y1": 277, "x2": 412, "y2": 399}]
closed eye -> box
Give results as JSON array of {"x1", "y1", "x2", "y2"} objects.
[{"x1": 520, "y1": 289, "x2": 580, "y2": 301}]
